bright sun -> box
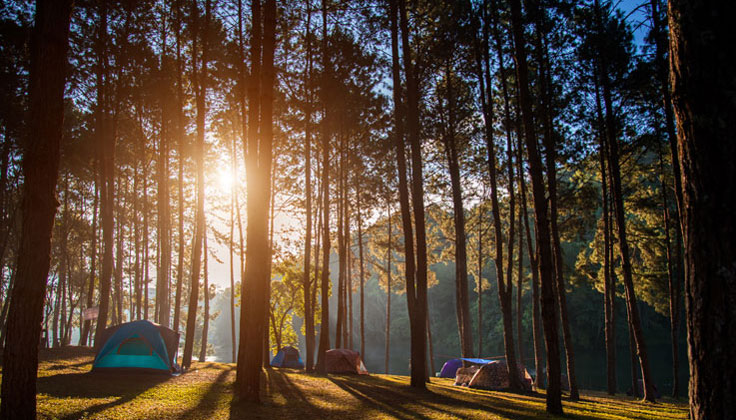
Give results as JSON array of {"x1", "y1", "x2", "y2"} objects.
[{"x1": 218, "y1": 170, "x2": 234, "y2": 193}]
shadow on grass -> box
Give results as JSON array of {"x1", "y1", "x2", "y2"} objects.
[
  {"x1": 175, "y1": 365, "x2": 235, "y2": 419},
  {"x1": 38, "y1": 346, "x2": 96, "y2": 362},
  {"x1": 266, "y1": 369, "x2": 323, "y2": 417},
  {"x1": 327, "y1": 375, "x2": 634, "y2": 420},
  {"x1": 37, "y1": 371, "x2": 172, "y2": 420},
  {"x1": 44, "y1": 359, "x2": 93, "y2": 371}
]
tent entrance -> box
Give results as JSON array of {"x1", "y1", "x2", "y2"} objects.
[{"x1": 118, "y1": 334, "x2": 153, "y2": 356}]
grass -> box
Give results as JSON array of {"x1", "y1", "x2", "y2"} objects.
[{"x1": 1, "y1": 347, "x2": 688, "y2": 419}]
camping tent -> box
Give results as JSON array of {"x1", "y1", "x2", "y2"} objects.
[
  {"x1": 325, "y1": 349, "x2": 368, "y2": 374},
  {"x1": 93, "y1": 320, "x2": 180, "y2": 374},
  {"x1": 271, "y1": 346, "x2": 304, "y2": 368},
  {"x1": 467, "y1": 360, "x2": 533, "y2": 391},
  {"x1": 439, "y1": 358, "x2": 492, "y2": 378}
]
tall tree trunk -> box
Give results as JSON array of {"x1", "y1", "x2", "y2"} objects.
[
  {"x1": 657, "y1": 141, "x2": 678, "y2": 399},
  {"x1": 94, "y1": 2, "x2": 114, "y2": 348},
  {"x1": 385, "y1": 206, "x2": 392, "y2": 374},
  {"x1": 398, "y1": 0, "x2": 428, "y2": 388},
  {"x1": 389, "y1": 0, "x2": 420, "y2": 383},
  {"x1": 133, "y1": 153, "x2": 142, "y2": 321},
  {"x1": 510, "y1": 67, "x2": 542, "y2": 389},
  {"x1": 516, "y1": 201, "x2": 524, "y2": 367},
  {"x1": 183, "y1": 0, "x2": 209, "y2": 369},
  {"x1": 173, "y1": 0, "x2": 186, "y2": 334},
  {"x1": 477, "y1": 210, "x2": 483, "y2": 356},
  {"x1": 143, "y1": 160, "x2": 150, "y2": 321},
  {"x1": 235, "y1": 3, "x2": 247, "y2": 360},
  {"x1": 668, "y1": 0, "x2": 736, "y2": 417},
  {"x1": 357, "y1": 191, "x2": 365, "y2": 362},
  {"x1": 229, "y1": 124, "x2": 237, "y2": 363},
  {"x1": 311, "y1": 165, "x2": 322, "y2": 361},
  {"x1": 59, "y1": 180, "x2": 69, "y2": 343},
  {"x1": 531, "y1": 8, "x2": 578, "y2": 397},
  {"x1": 157, "y1": 9, "x2": 172, "y2": 328},
  {"x1": 592, "y1": 0, "x2": 655, "y2": 402},
  {"x1": 0, "y1": 1, "x2": 71, "y2": 417},
  {"x1": 302, "y1": 0, "x2": 315, "y2": 372},
  {"x1": 335, "y1": 142, "x2": 345, "y2": 349},
  {"x1": 508, "y1": 0, "x2": 562, "y2": 412},
  {"x1": 236, "y1": 0, "x2": 276, "y2": 401},
  {"x1": 518, "y1": 142, "x2": 542, "y2": 389},
  {"x1": 0, "y1": 134, "x2": 10, "y2": 274},
  {"x1": 199, "y1": 227, "x2": 209, "y2": 362},
  {"x1": 483, "y1": 1, "x2": 522, "y2": 388},
  {"x1": 157, "y1": 89, "x2": 171, "y2": 329},
  {"x1": 595, "y1": 76, "x2": 617, "y2": 395},
  {"x1": 315, "y1": 0, "x2": 331, "y2": 374},
  {"x1": 264, "y1": 157, "x2": 277, "y2": 365},
  {"x1": 52, "y1": 273, "x2": 61, "y2": 347},
  {"x1": 347, "y1": 204, "x2": 353, "y2": 350},
  {"x1": 81, "y1": 164, "x2": 99, "y2": 344},
  {"x1": 627, "y1": 322, "x2": 638, "y2": 397},
  {"x1": 442, "y1": 61, "x2": 473, "y2": 359},
  {"x1": 650, "y1": 0, "x2": 682, "y2": 398},
  {"x1": 114, "y1": 180, "x2": 124, "y2": 325}
]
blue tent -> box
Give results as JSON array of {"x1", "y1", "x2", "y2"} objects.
[
  {"x1": 93, "y1": 320, "x2": 180, "y2": 374},
  {"x1": 439, "y1": 358, "x2": 493, "y2": 378},
  {"x1": 271, "y1": 346, "x2": 304, "y2": 368}
]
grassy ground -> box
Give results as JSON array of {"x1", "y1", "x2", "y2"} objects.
[{"x1": 1, "y1": 347, "x2": 688, "y2": 419}]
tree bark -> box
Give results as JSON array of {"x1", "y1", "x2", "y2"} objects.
[
  {"x1": 385, "y1": 206, "x2": 392, "y2": 374},
  {"x1": 590, "y1": 0, "x2": 656, "y2": 403},
  {"x1": 347, "y1": 202, "x2": 353, "y2": 350},
  {"x1": 143, "y1": 159, "x2": 150, "y2": 321},
  {"x1": 173, "y1": 0, "x2": 186, "y2": 334},
  {"x1": 668, "y1": 0, "x2": 736, "y2": 417},
  {"x1": 508, "y1": 0, "x2": 562, "y2": 412},
  {"x1": 81, "y1": 165, "x2": 99, "y2": 345},
  {"x1": 595, "y1": 75, "x2": 616, "y2": 395},
  {"x1": 236, "y1": 0, "x2": 276, "y2": 401},
  {"x1": 113, "y1": 180, "x2": 124, "y2": 325},
  {"x1": 516, "y1": 199, "x2": 524, "y2": 368},
  {"x1": 156, "y1": 10, "x2": 172, "y2": 327},
  {"x1": 531, "y1": 7, "x2": 578, "y2": 397},
  {"x1": 315, "y1": 0, "x2": 331, "y2": 374},
  {"x1": 516, "y1": 96, "x2": 543, "y2": 391},
  {"x1": 657, "y1": 141, "x2": 678, "y2": 400},
  {"x1": 229, "y1": 123, "x2": 237, "y2": 363},
  {"x1": 58, "y1": 180, "x2": 70, "y2": 343},
  {"x1": 302, "y1": 0, "x2": 315, "y2": 372},
  {"x1": 199, "y1": 228, "x2": 209, "y2": 362},
  {"x1": 484, "y1": 1, "x2": 523, "y2": 389},
  {"x1": 357, "y1": 191, "x2": 365, "y2": 362},
  {"x1": 52, "y1": 270, "x2": 61, "y2": 347},
  {"x1": 441, "y1": 61, "x2": 473, "y2": 359},
  {"x1": 183, "y1": 0, "x2": 209, "y2": 370},
  {"x1": 477, "y1": 211, "x2": 483, "y2": 356},
  {"x1": 650, "y1": 0, "x2": 682, "y2": 398},
  {"x1": 0, "y1": 1, "x2": 71, "y2": 417},
  {"x1": 335, "y1": 138, "x2": 345, "y2": 349},
  {"x1": 133, "y1": 151, "x2": 141, "y2": 321},
  {"x1": 156, "y1": 84, "x2": 171, "y2": 329},
  {"x1": 94, "y1": 1, "x2": 114, "y2": 348},
  {"x1": 398, "y1": 0, "x2": 428, "y2": 388}
]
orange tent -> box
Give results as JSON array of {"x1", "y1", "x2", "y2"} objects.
[{"x1": 325, "y1": 349, "x2": 368, "y2": 374}]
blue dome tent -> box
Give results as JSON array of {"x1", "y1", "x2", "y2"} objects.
[
  {"x1": 93, "y1": 320, "x2": 181, "y2": 374},
  {"x1": 270, "y1": 346, "x2": 304, "y2": 368},
  {"x1": 439, "y1": 358, "x2": 493, "y2": 378}
]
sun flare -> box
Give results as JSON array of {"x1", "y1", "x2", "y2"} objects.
[{"x1": 218, "y1": 169, "x2": 234, "y2": 193}]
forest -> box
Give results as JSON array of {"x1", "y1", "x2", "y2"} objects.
[{"x1": 0, "y1": 0, "x2": 733, "y2": 419}]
